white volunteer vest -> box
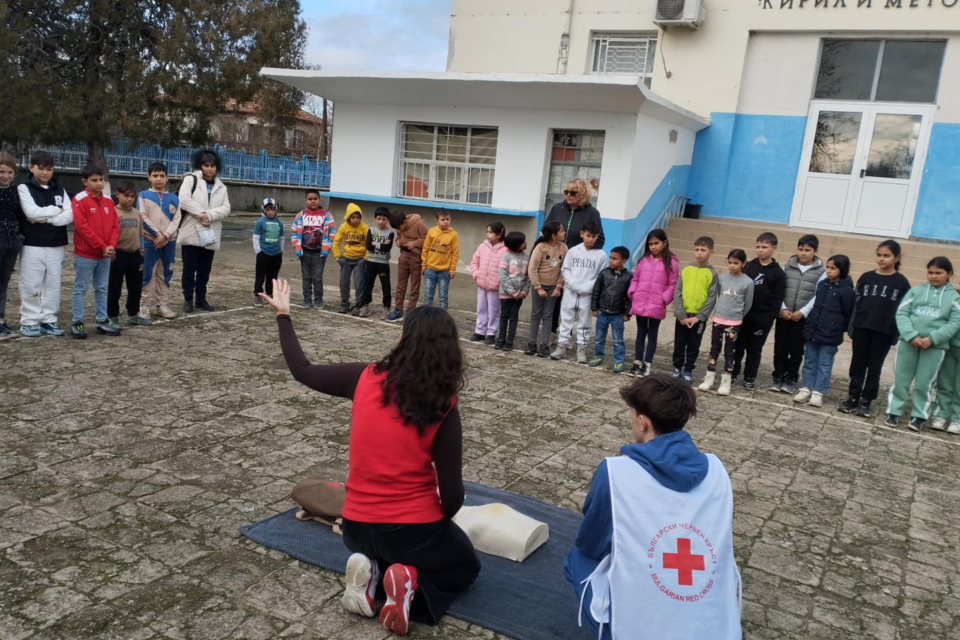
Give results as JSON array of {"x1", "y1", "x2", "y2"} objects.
[{"x1": 581, "y1": 454, "x2": 742, "y2": 640}]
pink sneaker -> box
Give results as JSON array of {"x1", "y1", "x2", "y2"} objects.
[
  {"x1": 342, "y1": 553, "x2": 380, "y2": 618},
  {"x1": 379, "y1": 563, "x2": 418, "y2": 636}
]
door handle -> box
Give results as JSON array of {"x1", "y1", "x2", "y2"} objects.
[{"x1": 860, "y1": 169, "x2": 866, "y2": 178}]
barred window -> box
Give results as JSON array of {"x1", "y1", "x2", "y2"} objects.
[
  {"x1": 398, "y1": 124, "x2": 498, "y2": 205},
  {"x1": 591, "y1": 34, "x2": 657, "y2": 88}
]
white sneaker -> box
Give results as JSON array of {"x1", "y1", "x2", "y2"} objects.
[
  {"x1": 809, "y1": 391, "x2": 823, "y2": 408},
  {"x1": 717, "y1": 373, "x2": 733, "y2": 396},
  {"x1": 576, "y1": 346, "x2": 588, "y2": 364},
  {"x1": 698, "y1": 372, "x2": 716, "y2": 392},
  {"x1": 930, "y1": 417, "x2": 948, "y2": 431},
  {"x1": 137, "y1": 307, "x2": 152, "y2": 322},
  {"x1": 947, "y1": 422, "x2": 960, "y2": 435},
  {"x1": 794, "y1": 387, "x2": 812, "y2": 403},
  {"x1": 342, "y1": 553, "x2": 380, "y2": 618},
  {"x1": 155, "y1": 305, "x2": 177, "y2": 319},
  {"x1": 550, "y1": 344, "x2": 567, "y2": 360}
]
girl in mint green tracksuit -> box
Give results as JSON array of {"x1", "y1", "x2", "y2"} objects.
[{"x1": 886, "y1": 257, "x2": 960, "y2": 431}]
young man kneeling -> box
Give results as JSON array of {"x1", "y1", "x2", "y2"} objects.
[{"x1": 564, "y1": 374, "x2": 741, "y2": 640}]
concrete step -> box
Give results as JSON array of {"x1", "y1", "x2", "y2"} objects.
[{"x1": 664, "y1": 216, "x2": 960, "y2": 281}]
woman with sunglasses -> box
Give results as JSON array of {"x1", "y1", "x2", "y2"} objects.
[{"x1": 544, "y1": 178, "x2": 605, "y2": 333}]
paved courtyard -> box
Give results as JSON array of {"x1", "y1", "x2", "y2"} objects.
[{"x1": 2, "y1": 229, "x2": 960, "y2": 639}]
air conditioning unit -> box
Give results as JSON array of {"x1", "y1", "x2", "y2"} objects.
[{"x1": 654, "y1": 0, "x2": 705, "y2": 29}]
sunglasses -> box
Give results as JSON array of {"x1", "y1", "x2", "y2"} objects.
[{"x1": 563, "y1": 190, "x2": 579, "y2": 196}]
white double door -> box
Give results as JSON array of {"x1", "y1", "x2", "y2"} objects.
[{"x1": 791, "y1": 100, "x2": 933, "y2": 238}]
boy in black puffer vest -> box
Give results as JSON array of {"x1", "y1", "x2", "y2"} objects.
[
  {"x1": 590, "y1": 246, "x2": 632, "y2": 374},
  {"x1": 16, "y1": 151, "x2": 73, "y2": 338},
  {"x1": 771, "y1": 235, "x2": 825, "y2": 394}
]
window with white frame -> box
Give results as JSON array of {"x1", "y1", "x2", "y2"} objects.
[
  {"x1": 590, "y1": 33, "x2": 657, "y2": 87},
  {"x1": 397, "y1": 124, "x2": 498, "y2": 205}
]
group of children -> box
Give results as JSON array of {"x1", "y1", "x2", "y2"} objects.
[{"x1": 0, "y1": 151, "x2": 182, "y2": 340}]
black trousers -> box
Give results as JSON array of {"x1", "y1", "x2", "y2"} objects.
[
  {"x1": 772, "y1": 317, "x2": 807, "y2": 383},
  {"x1": 672, "y1": 319, "x2": 706, "y2": 372},
  {"x1": 254, "y1": 252, "x2": 283, "y2": 296},
  {"x1": 362, "y1": 261, "x2": 392, "y2": 308},
  {"x1": 107, "y1": 250, "x2": 143, "y2": 318},
  {"x1": 848, "y1": 327, "x2": 894, "y2": 401},
  {"x1": 498, "y1": 298, "x2": 523, "y2": 344},
  {"x1": 707, "y1": 324, "x2": 739, "y2": 373},
  {"x1": 0, "y1": 239, "x2": 20, "y2": 318},
  {"x1": 342, "y1": 518, "x2": 481, "y2": 625},
  {"x1": 181, "y1": 245, "x2": 216, "y2": 303},
  {"x1": 733, "y1": 316, "x2": 773, "y2": 381}
]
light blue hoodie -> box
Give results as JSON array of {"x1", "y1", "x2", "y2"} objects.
[{"x1": 564, "y1": 430, "x2": 709, "y2": 639}]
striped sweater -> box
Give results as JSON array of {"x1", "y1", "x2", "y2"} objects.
[{"x1": 291, "y1": 207, "x2": 336, "y2": 257}]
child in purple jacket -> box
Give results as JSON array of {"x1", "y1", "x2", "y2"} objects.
[{"x1": 627, "y1": 229, "x2": 679, "y2": 377}]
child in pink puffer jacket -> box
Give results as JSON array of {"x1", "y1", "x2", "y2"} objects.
[
  {"x1": 626, "y1": 228, "x2": 679, "y2": 376},
  {"x1": 470, "y1": 222, "x2": 507, "y2": 345}
]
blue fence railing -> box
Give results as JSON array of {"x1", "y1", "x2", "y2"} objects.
[{"x1": 15, "y1": 141, "x2": 331, "y2": 188}]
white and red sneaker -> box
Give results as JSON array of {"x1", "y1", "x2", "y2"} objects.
[
  {"x1": 379, "y1": 563, "x2": 418, "y2": 636},
  {"x1": 342, "y1": 553, "x2": 380, "y2": 618}
]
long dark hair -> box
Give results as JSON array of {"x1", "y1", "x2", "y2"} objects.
[
  {"x1": 878, "y1": 239, "x2": 902, "y2": 272},
  {"x1": 374, "y1": 306, "x2": 464, "y2": 432},
  {"x1": 828, "y1": 254, "x2": 851, "y2": 280},
  {"x1": 643, "y1": 228, "x2": 674, "y2": 273}
]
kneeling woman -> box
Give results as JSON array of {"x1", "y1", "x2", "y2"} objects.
[{"x1": 261, "y1": 278, "x2": 480, "y2": 635}]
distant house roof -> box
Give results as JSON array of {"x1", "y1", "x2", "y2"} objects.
[
  {"x1": 258, "y1": 69, "x2": 709, "y2": 131},
  {"x1": 221, "y1": 98, "x2": 323, "y2": 126}
]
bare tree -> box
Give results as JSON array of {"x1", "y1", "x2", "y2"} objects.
[{"x1": 302, "y1": 93, "x2": 333, "y2": 161}]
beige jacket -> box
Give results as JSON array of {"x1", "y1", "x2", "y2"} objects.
[{"x1": 177, "y1": 171, "x2": 231, "y2": 251}]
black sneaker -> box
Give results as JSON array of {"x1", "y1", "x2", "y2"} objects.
[
  {"x1": 351, "y1": 305, "x2": 361, "y2": 316},
  {"x1": 0, "y1": 321, "x2": 13, "y2": 340},
  {"x1": 95, "y1": 320, "x2": 120, "y2": 337},
  {"x1": 503, "y1": 342, "x2": 514, "y2": 352},
  {"x1": 339, "y1": 303, "x2": 350, "y2": 314},
  {"x1": 885, "y1": 414, "x2": 899, "y2": 427},
  {"x1": 768, "y1": 378, "x2": 783, "y2": 392},
  {"x1": 537, "y1": 344, "x2": 550, "y2": 358},
  {"x1": 254, "y1": 296, "x2": 264, "y2": 307},
  {"x1": 781, "y1": 380, "x2": 797, "y2": 395},
  {"x1": 183, "y1": 299, "x2": 194, "y2": 313},
  {"x1": 838, "y1": 397, "x2": 860, "y2": 414},
  {"x1": 494, "y1": 339, "x2": 505, "y2": 350},
  {"x1": 628, "y1": 362, "x2": 643, "y2": 377},
  {"x1": 743, "y1": 378, "x2": 756, "y2": 390},
  {"x1": 71, "y1": 321, "x2": 87, "y2": 340},
  {"x1": 196, "y1": 300, "x2": 214, "y2": 312},
  {"x1": 640, "y1": 362, "x2": 651, "y2": 377},
  {"x1": 730, "y1": 376, "x2": 739, "y2": 387},
  {"x1": 470, "y1": 333, "x2": 485, "y2": 342},
  {"x1": 524, "y1": 343, "x2": 537, "y2": 355},
  {"x1": 856, "y1": 399, "x2": 873, "y2": 418},
  {"x1": 485, "y1": 335, "x2": 496, "y2": 346},
  {"x1": 909, "y1": 417, "x2": 925, "y2": 432}
]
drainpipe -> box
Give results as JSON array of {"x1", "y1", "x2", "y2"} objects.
[{"x1": 556, "y1": 0, "x2": 575, "y2": 74}]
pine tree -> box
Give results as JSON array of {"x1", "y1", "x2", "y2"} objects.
[{"x1": 0, "y1": 0, "x2": 306, "y2": 177}]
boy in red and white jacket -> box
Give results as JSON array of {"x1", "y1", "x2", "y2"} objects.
[{"x1": 70, "y1": 163, "x2": 119, "y2": 339}]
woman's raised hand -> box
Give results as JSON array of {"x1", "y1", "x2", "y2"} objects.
[{"x1": 260, "y1": 278, "x2": 291, "y2": 316}]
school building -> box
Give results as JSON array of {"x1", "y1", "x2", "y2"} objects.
[{"x1": 263, "y1": 0, "x2": 960, "y2": 273}]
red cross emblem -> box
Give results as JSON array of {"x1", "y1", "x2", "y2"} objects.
[{"x1": 662, "y1": 538, "x2": 705, "y2": 586}]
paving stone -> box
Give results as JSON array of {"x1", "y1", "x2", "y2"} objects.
[{"x1": 2, "y1": 245, "x2": 959, "y2": 639}]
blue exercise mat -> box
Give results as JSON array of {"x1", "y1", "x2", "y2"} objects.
[{"x1": 239, "y1": 481, "x2": 594, "y2": 640}]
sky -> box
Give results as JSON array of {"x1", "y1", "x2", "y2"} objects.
[{"x1": 301, "y1": 0, "x2": 452, "y2": 72}]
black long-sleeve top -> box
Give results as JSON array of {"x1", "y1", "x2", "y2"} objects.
[{"x1": 276, "y1": 314, "x2": 464, "y2": 518}]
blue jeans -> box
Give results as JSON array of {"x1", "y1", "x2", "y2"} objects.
[
  {"x1": 72, "y1": 255, "x2": 111, "y2": 322},
  {"x1": 423, "y1": 269, "x2": 450, "y2": 310},
  {"x1": 801, "y1": 340, "x2": 839, "y2": 395},
  {"x1": 594, "y1": 312, "x2": 625, "y2": 363}
]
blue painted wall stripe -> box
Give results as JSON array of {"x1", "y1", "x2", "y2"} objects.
[
  {"x1": 687, "y1": 113, "x2": 806, "y2": 225},
  {"x1": 913, "y1": 122, "x2": 960, "y2": 241}
]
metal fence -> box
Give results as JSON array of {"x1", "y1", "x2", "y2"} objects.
[{"x1": 14, "y1": 141, "x2": 331, "y2": 188}]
